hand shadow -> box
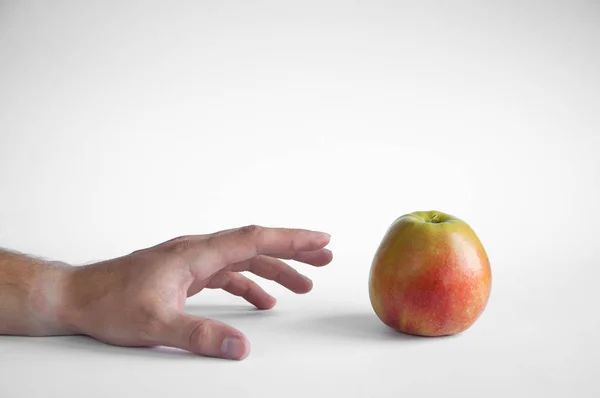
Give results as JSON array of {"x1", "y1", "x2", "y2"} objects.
[
  {"x1": 17, "y1": 304, "x2": 276, "y2": 360},
  {"x1": 184, "y1": 303, "x2": 278, "y2": 320},
  {"x1": 2, "y1": 334, "x2": 209, "y2": 361}
]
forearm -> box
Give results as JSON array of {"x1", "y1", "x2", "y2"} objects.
[{"x1": 0, "y1": 249, "x2": 74, "y2": 336}]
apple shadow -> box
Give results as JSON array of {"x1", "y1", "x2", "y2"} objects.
[
  {"x1": 184, "y1": 305, "x2": 429, "y2": 343},
  {"x1": 300, "y1": 312, "x2": 424, "y2": 342}
]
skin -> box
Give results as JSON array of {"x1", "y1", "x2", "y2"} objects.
[
  {"x1": 0, "y1": 225, "x2": 333, "y2": 360},
  {"x1": 369, "y1": 211, "x2": 491, "y2": 336}
]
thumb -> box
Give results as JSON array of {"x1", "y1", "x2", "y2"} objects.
[{"x1": 158, "y1": 312, "x2": 251, "y2": 360}]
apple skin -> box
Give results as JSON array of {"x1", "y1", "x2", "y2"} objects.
[{"x1": 369, "y1": 211, "x2": 491, "y2": 336}]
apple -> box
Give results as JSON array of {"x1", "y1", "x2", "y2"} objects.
[{"x1": 369, "y1": 211, "x2": 491, "y2": 336}]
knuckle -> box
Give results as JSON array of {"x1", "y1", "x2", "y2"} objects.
[
  {"x1": 246, "y1": 280, "x2": 260, "y2": 296},
  {"x1": 208, "y1": 225, "x2": 262, "y2": 245},
  {"x1": 288, "y1": 238, "x2": 298, "y2": 253},
  {"x1": 204, "y1": 234, "x2": 217, "y2": 248},
  {"x1": 189, "y1": 320, "x2": 212, "y2": 348},
  {"x1": 168, "y1": 236, "x2": 193, "y2": 254},
  {"x1": 239, "y1": 224, "x2": 261, "y2": 237},
  {"x1": 170, "y1": 235, "x2": 191, "y2": 243},
  {"x1": 247, "y1": 277, "x2": 260, "y2": 290}
]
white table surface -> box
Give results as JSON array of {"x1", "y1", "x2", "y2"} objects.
[
  {"x1": 2, "y1": 288, "x2": 596, "y2": 398},
  {"x1": 1, "y1": 1, "x2": 599, "y2": 397}
]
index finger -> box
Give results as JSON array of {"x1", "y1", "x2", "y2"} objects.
[{"x1": 185, "y1": 225, "x2": 331, "y2": 275}]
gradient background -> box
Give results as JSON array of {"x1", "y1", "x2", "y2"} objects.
[{"x1": 1, "y1": 1, "x2": 598, "y2": 397}]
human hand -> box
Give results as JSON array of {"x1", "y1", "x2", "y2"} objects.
[{"x1": 59, "y1": 226, "x2": 332, "y2": 360}]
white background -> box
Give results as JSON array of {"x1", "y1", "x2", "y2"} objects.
[{"x1": 1, "y1": 0, "x2": 599, "y2": 397}]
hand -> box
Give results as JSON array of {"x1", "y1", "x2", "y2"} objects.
[{"x1": 60, "y1": 225, "x2": 333, "y2": 360}]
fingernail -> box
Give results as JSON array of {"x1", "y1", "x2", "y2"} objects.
[
  {"x1": 319, "y1": 232, "x2": 331, "y2": 241},
  {"x1": 222, "y1": 336, "x2": 247, "y2": 360}
]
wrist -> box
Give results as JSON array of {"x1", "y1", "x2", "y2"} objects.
[{"x1": 29, "y1": 262, "x2": 80, "y2": 336}]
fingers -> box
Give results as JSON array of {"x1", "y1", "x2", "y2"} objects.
[
  {"x1": 229, "y1": 249, "x2": 332, "y2": 293},
  {"x1": 230, "y1": 255, "x2": 313, "y2": 294},
  {"x1": 292, "y1": 248, "x2": 333, "y2": 267},
  {"x1": 212, "y1": 225, "x2": 331, "y2": 263},
  {"x1": 207, "y1": 271, "x2": 277, "y2": 309},
  {"x1": 201, "y1": 250, "x2": 332, "y2": 305},
  {"x1": 183, "y1": 225, "x2": 331, "y2": 276},
  {"x1": 157, "y1": 312, "x2": 250, "y2": 360}
]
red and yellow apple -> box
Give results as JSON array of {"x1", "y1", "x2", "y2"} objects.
[{"x1": 369, "y1": 211, "x2": 491, "y2": 336}]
